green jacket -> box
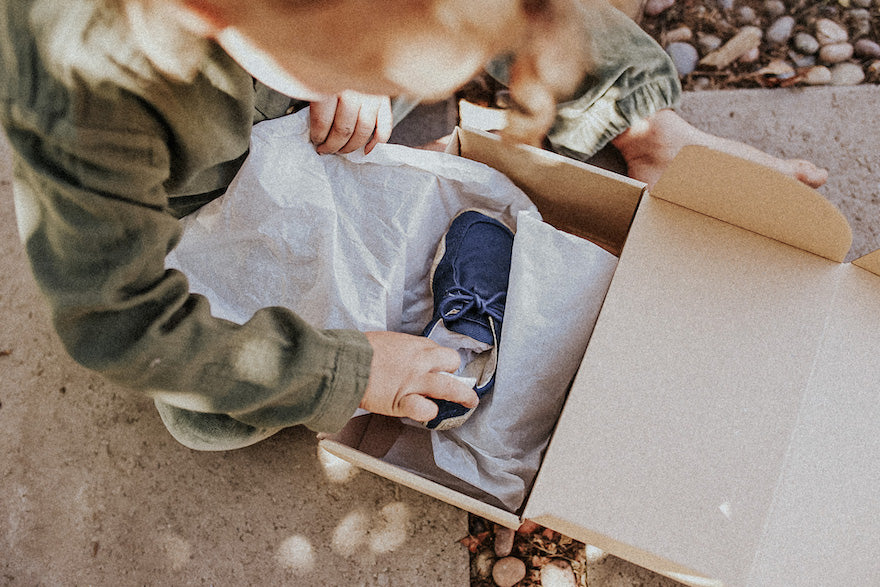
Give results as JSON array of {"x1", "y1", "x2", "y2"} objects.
[{"x1": 0, "y1": 0, "x2": 678, "y2": 450}]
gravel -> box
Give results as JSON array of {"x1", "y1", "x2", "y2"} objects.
[{"x1": 640, "y1": 0, "x2": 880, "y2": 89}]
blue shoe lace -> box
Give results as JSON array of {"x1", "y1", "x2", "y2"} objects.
[{"x1": 439, "y1": 287, "x2": 506, "y2": 325}]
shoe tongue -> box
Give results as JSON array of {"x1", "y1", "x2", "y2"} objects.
[{"x1": 443, "y1": 313, "x2": 495, "y2": 346}]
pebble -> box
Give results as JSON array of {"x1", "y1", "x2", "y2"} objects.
[
  {"x1": 794, "y1": 32, "x2": 821, "y2": 55},
  {"x1": 830, "y1": 62, "x2": 866, "y2": 85},
  {"x1": 645, "y1": 0, "x2": 675, "y2": 16},
  {"x1": 492, "y1": 556, "x2": 527, "y2": 587},
  {"x1": 692, "y1": 76, "x2": 712, "y2": 90},
  {"x1": 701, "y1": 26, "x2": 763, "y2": 68},
  {"x1": 789, "y1": 52, "x2": 817, "y2": 68},
  {"x1": 736, "y1": 6, "x2": 758, "y2": 25},
  {"x1": 867, "y1": 60, "x2": 880, "y2": 81},
  {"x1": 803, "y1": 65, "x2": 833, "y2": 85},
  {"x1": 819, "y1": 42, "x2": 855, "y2": 63},
  {"x1": 667, "y1": 42, "x2": 700, "y2": 75},
  {"x1": 697, "y1": 32, "x2": 724, "y2": 53},
  {"x1": 666, "y1": 26, "x2": 694, "y2": 44},
  {"x1": 494, "y1": 526, "x2": 516, "y2": 558},
  {"x1": 762, "y1": 0, "x2": 787, "y2": 18},
  {"x1": 540, "y1": 559, "x2": 577, "y2": 587},
  {"x1": 853, "y1": 0, "x2": 872, "y2": 7},
  {"x1": 855, "y1": 38, "x2": 880, "y2": 58},
  {"x1": 766, "y1": 16, "x2": 796, "y2": 44},
  {"x1": 815, "y1": 18, "x2": 849, "y2": 45},
  {"x1": 716, "y1": 0, "x2": 735, "y2": 11}
]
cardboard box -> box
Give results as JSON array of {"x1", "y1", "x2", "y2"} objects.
[{"x1": 320, "y1": 127, "x2": 880, "y2": 586}]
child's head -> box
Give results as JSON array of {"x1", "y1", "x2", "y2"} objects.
[{"x1": 130, "y1": 0, "x2": 589, "y2": 143}]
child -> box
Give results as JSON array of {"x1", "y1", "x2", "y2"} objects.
[{"x1": 0, "y1": 0, "x2": 826, "y2": 450}]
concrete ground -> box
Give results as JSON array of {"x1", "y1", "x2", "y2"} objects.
[{"x1": 2, "y1": 85, "x2": 878, "y2": 586}]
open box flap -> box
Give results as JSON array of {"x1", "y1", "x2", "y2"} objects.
[
  {"x1": 651, "y1": 146, "x2": 852, "y2": 262},
  {"x1": 851, "y1": 248, "x2": 880, "y2": 276},
  {"x1": 454, "y1": 127, "x2": 644, "y2": 256},
  {"x1": 744, "y1": 265, "x2": 880, "y2": 585},
  {"x1": 522, "y1": 193, "x2": 844, "y2": 585}
]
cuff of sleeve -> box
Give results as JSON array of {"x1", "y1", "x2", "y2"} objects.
[
  {"x1": 548, "y1": 70, "x2": 682, "y2": 160},
  {"x1": 306, "y1": 329, "x2": 373, "y2": 433}
]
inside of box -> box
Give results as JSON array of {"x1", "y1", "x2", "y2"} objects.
[
  {"x1": 323, "y1": 127, "x2": 646, "y2": 523},
  {"x1": 455, "y1": 127, "x2": 645, "y2": 256}
]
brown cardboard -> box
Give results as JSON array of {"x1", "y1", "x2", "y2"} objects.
[
  {"x1": 454, "y1": 126, "x2": 644, "y2": 255},
  {"x1": 320, "y1": 128, "x2": 880, "y2": 586}
]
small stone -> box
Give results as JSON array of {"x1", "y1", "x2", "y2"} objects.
[
  {"x1": 789, "y1": 51, "x2": 817, "y2": 68},
  {"x1": 738, "y1": 46, "x2": 761, "y2": 63},
  {"x1": 700, "y1": 26, "x2": 763, "y2": 68},
  {"x1": 492, "y1": 557, "x2": 526, "y2": 587},
  {"x1": 667, "y1": 42, "x2": 700, "y2": 75},
  {"x1": 830, "y1": 62, "x2": 866, "y2": 85},
  {"x1": 697, "y1": 33, "x2": 724, "y2": 53},
  {"x1": 855, "y1": 39, "x2": 880, "y2": 58},
  {"x1": 803, "y1": 65, "x2": 833, "y2": 85},
  {"x1": 762, "y1": 0, "x2": 787, "y2": 17},
  {"x1": 763, "y1": 0, "x2": 785, "y2": 18},
  {"x1": 853, "y1": 0, "x2": 872, "y2": 7},
  {"x1": 666, "y1": 26, "x2": 694, "y2": 44},
  {"x1": 736, "y1": 5, "x2": 758, "y2": 24},
  {"x1": 847, "y1": 9, "x2": 872, "y2": 38},
  {"x1": 767, "y1": 16, "x2": 796, "y2": 44},
  {"x1": 716, "y1": 0, "x2": 735, "y2": 11},
  {"x1": 815, "y1": 18, "x2": 849, "y2": 45},
  {"x1": 494, "y1": 526, "x2": 516, "y2": 558},
  {"x1": 540, "y1": 559, "x2": 577, "y2": 587},
  {"x1": 691, "y1": 76, "x2": 712, "y2": 90},
  {"x1": 644, "y1": 0, "x2": 675, "y2": 16},
  {"x1": 794, "y1": 32, "x2": 821, "y2": 55},
  {"x1": 819, "y1": 42, "x2": 855, "y2": 64},
  {"x1": 472, "y1": 550, "x2": 495, "y2": 579},
  {"x1": 585, "y1": 544, "x2": 607, "y2": 563},
  {"x1": 516, "y1": 520, "x2": 541, "y2": 534}
]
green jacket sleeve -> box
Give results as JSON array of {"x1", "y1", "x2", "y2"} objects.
[{"x1": 0, "y1": 6, "x2": 371, "y2": 437}]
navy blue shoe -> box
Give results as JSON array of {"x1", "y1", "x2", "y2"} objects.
[{"x1": 422, "y1": 210, "x2": 515, "y2": 430}]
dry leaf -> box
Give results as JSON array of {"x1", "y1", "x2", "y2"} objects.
[{"x1": 460, "y1": 531, "x2": 491, "y2": 553}]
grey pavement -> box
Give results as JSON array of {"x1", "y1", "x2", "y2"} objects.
[{"x1": 2, "y1": 85, "x2": 878, "y2": 586}]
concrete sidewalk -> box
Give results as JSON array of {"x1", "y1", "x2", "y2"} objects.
[{"x1": 2, "y1": 85, "x2": 878, "y2": 586}]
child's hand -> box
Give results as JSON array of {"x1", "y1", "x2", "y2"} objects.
[
  {"x1": 361, "y1": 331, "x2": 479, "y2": 422},
  {"x1": 309, "y1": 91, "x2": 392, "y2": 155}
]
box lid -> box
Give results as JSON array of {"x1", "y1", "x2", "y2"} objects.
[
  {"x1": 651, "y1": 146, "x2": 852, "y2": 262},
  {"x1": 522, "y1": 147, "x2": 880, "y2": 585}
]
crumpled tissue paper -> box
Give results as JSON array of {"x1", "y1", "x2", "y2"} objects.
[{"x1": 167, "y1": 109, "x2": 617, "y2": 512}]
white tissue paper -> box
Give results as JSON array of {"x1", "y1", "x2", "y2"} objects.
[{"x1": 167, "y1": 110, "x2": 617, "y2": 512}]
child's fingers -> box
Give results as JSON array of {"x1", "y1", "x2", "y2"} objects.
[
  {"x1": 420, "y1": 372, "x2": 478, "y2": 409},
  {"x1": 363, "y1": 98, "x2": 393, "y2": 155},
  {"x1": 425, "y1": 344, "x2": 463, "y2": 375},
  {"x1": 398, "y1": 394, "x2": 440, "y2": 422},
  {"x1": 315, "y1": 99, "x2": 361, "y2": 154},
  {"x1": 309, "y1": 96, "x2": 339, "y2": 146}
]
